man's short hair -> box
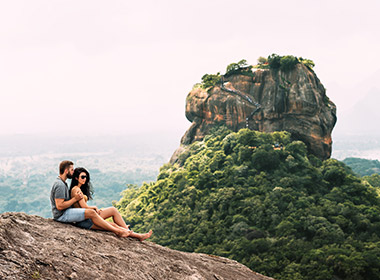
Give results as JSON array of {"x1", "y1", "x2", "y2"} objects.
[{"x1": 59, "y1": 160, "x2": 74, "y2": 175}]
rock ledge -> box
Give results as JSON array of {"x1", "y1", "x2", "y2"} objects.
[{"x1": 0, "y1": 212, "x2": 274, "y2": 280}]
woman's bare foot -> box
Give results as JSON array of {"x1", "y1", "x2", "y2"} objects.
[{"x1": 137, "y1": 230, "x2": 153, "y2": 242}]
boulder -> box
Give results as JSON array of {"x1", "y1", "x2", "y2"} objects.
[{"x1": 172, "y1": 64, "x2": 336, "y2": 162}]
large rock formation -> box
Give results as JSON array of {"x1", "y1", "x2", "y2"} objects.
[
  {"x1": 171, "y1": 63, "x2": 336, "y2": 162},
  {"x1": 0, "y1": 212, "x2": 274, "y2": 280}
]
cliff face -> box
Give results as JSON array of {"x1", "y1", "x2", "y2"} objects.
[
  {"x1": 0, "y1": 212, "x2": 273, "y2": 280},
  {"x1": 172, "y1": 64, "x2": 336, "y2": 162}
]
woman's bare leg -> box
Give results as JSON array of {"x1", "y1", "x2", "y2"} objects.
[
  {"x1": 92, "y1": 220, "x2": 127, "y2": 231},
  {"x1": 107, "y1": 221, "x2": 129, "y2": 232}
]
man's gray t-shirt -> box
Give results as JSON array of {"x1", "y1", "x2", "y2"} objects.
[{"x1": 50, "y1": 177, "x2": 71, "y2": 219}]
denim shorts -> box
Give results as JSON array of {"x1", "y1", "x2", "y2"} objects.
[
  {"x1": 56, "y1": 208, "x2": 94, "y2": 229},
  {"x1": 75, "y1": 219, "x2": 94, "y2": 229}
]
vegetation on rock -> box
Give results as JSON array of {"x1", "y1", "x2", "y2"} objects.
[
  {"x1": 257, "y1": 54, "x2": 315, "y2": 71},
  {"x1": 115, "y1": 127, "x2": 380, "y2": 280},
  {"x1": 298, "y1": 57, "x2": 315, "y2": 69},
  {"x1": 198, "y1": 55, "x2": 315, "y2": 90},
  {"x1": 225, "y1": 59, "x2": 254, "y2": 77},
  {"x1": 200, "y1": 72, "x2": 221, "y2": 89}
]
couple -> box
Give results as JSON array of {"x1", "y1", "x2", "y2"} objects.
[{"x1": 50, "y1": 160, "x2": 152, "y2": 240}]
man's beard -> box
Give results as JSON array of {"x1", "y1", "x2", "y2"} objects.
[{"x1": 67, "y1": 173, "x2": 73, "y2": 179}]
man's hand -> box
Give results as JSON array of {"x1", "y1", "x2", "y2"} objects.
[
  {"x1": 74, "y1": 190, "x2": 83, "y2": 201},
  {"x1": 91, "y1": 206, "x2": 102, "y2": 215}
]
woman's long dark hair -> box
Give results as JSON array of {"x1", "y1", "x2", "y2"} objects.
[{"x1": 70, "y1": 167, "x2": 94, "y2": 200}]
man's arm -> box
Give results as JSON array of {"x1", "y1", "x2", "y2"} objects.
[{"x1": 55, "y1": 191, "x2": 82, "y2": 211}]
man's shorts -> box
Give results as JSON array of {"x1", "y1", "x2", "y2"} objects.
[
  {"x1": 75, "y1": 219, "x2": 94, "y2": 230},
  {"x1": 55, "y1": 208, "x2": 94, "y2": 229}
]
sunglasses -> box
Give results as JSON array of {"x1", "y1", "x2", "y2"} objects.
[{"x1": 80, "y1": 175, "x2": 87, "y2": 179}]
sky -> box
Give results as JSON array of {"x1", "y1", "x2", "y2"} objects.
[{"x1": 0, "y1": 0, "x2": 379, "y2": 139}]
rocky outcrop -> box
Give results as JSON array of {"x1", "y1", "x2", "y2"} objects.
[
  {"x1": 172, "y1": 64, "x2": 336, "y2": 162},
  {"x1": 0, "y1": 212, "x2": 274, "y2": 280}
]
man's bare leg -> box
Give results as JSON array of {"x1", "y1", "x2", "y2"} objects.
[
  {"x1": 128, "y1": 230, "x2": 153, "y2": 241},
  {"x1": 99, "y1": 207, "x2": 129, "y2": 229},
  {"x1": 98, "y1": 219, "x2": 151, "y2": 241},
  {"x1": 96, "y1": 207, "x2": 152, "y2": 241},
  {"x1": 85, "y1": 209, "x2": 129, "y2": 237}
]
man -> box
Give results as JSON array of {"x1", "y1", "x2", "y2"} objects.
[{"x1": 50, "y1": 160, "x2": 130, "y2": 237}]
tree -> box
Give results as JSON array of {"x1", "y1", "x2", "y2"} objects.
[
  {"x1": 257, "y1": 56, "x2": 268, "y2": 64},
  {"x1": 226, "y1": 59, "x2": 248, "y2": 75}
]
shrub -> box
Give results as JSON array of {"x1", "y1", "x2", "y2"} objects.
[
  {"x1": 268, "y1": 53, "x2": 282, "y2": 69},
  {"x1": 266, "y1": 54, "x2": 315, "y2": 72},
  {"x1": 201, "y1": 72, "x2": 221, "y2": 89},
  {"x1": 299, "y1": 57, "x2": 315, "y2": 69},
  {"x1": 280, "y1": 55, "x2": 299, "y2": 71}
]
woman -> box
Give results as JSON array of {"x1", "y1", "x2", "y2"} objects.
[{"x1": 70, "y1": 167, "x2": 152, "y2": 241}]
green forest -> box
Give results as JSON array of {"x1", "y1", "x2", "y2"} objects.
[
  {"x1": 343, "y1": 157, "x2": 380, "y2": 177},
  {"x1": 115, "y1": 127, "x2": 380, "y2": 280}
]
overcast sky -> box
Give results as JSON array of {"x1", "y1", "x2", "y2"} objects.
[{"x1": 0, "y1": 0, "x2": 379, "y2": 138}]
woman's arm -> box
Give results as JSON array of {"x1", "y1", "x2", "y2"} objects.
[{"x1": 71, "y1": 187, "x2": 90, "y2": 208}]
